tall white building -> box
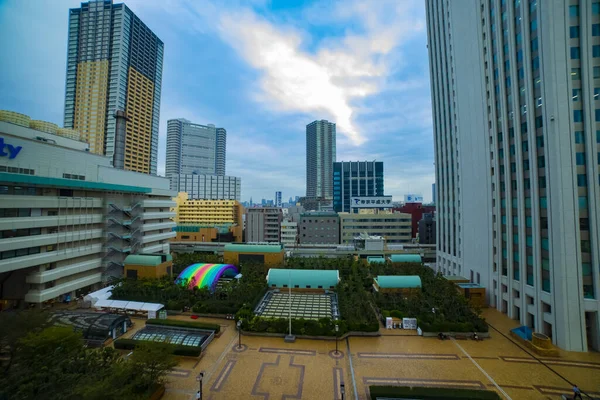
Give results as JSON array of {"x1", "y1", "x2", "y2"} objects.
[
  {"x1": 306, "y1": 120, "x2": 336, "y2": 199},
  {"x1": 165, "y1": 118, "x2": 226, "y2": 177},
  {"x1": 280, "y1": 219, "x2": 298, "y2": 246},
  {"x1": 0, "y1": 117, "x2": 175, "y2": 307},
  {"x1": 169, "y1": 173, "x2": 241, "y2": 201},
  {"x1": 426, "y1": 0, "x2": 599, "y2": 351}
]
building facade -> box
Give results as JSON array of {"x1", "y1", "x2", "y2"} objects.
[
  {"x1": 306, "y1": 120, "x2": 336, "y2": 199},
  {"x1": 171, "y1": 193, "x2": 243, "y2": 242},
  {"x1": 280, "y1": 219, "x2": 298, "y2": 246},
  {"x1": 165, "y1": 119, "x2": 226, "y2": 177},
  {"x1": 169, "y1": 174, "x2": 241, "y2": 200},
  {"x1": 275, "y1": 191, "x2": 282, "y2": 208},
  {"x1": 418, "y1": 212, "x2": 436, "y2": 245},
  {"x1": 245, "y1": 207, "x2": 282, "y2": 243},
  {"x1": 339, "y1": 211, "x2": 412, "y2": 244},
  {"x1": 426, "y1": 0, "x2": 600, "y2": 351},
  {"x1": 0, "y1": 119, "x2": 175, "y2": 307},
  {"x1": 394, "y1": 203, "x2": 436, "y2": 239},
  {"x1": 333, "y1": 161, "x2": 384, "y2": 213},
  {"x1": 64, "y1": 0, "x2": 163, "y2": 175},
  {"x1": 298, "y1": 212, "x2": 340, "y2": 244}
]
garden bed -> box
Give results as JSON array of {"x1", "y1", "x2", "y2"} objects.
[{"x1": 369, "y1": 385, "x2": 501, "y2": 399}]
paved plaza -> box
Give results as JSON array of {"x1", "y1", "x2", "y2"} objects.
[{"x1": 127, "y1": 310, "x2": 600, "y2": 400}]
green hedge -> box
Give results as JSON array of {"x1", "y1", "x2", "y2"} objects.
[
  {"x1": 235, "y1": 313, "x2": 379, "y2": 336},
  {"x1": 146, "y1": 318, "x2": 220, "y2": 333},
  {"x1": 369, "y1": 386, "x2": 501, "y2": 400},
  {"x1": 114, "y1": 338, "x2": 202, "y2": 357},
  {"x1": 419, "y1": 320, "x2": 488, "y2": 333}
]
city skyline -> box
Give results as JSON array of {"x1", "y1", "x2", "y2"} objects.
[{"x1": 0, "y1": 0, "x2": 434, "y2": 202}]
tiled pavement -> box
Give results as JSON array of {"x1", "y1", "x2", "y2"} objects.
[{"x1": 142, "y1": 311, "x2": 600, "y2": 400}]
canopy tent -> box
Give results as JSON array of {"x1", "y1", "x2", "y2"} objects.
[
  {"x1": 84, "y1": 285, "x2": 114, "y2": 305},
  {"x1": 94, "y1": 299, "x2": 164, "y2": 313}
]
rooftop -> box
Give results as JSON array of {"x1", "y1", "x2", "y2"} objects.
[{"x1": 374, "y1": 275, "x2": 422, "y2": 289}]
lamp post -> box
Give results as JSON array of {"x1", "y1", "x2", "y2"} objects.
[
  {"x1": 335, "y1": 324, "x2": 339, "y2": 355},
  {"x1": 196, "y1": 372, "x2": 204, "y2": 400},
  {"x1": 237, "y1": 319, "x2": 242, "y2": 349},
  {"x1": 340, "y1": 382, "x2": 345, "y2": 400}
]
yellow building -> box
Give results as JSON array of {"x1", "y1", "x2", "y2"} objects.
[
  {"x1": 123, "y1": 254, "x2": 173, "y2": 280},
  {"x1": 171, "y1": 192, "x2": 244, "y2": 242}
]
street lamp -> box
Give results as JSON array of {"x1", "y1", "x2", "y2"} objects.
[
  {"x1": 340, "y1": 382, "x2": 345, "y2": 400},
  {"x1": 196, "y1": 372, "x2": 204, "y2": 400},
  {"x1": 335, "y1": 324, "x2": 339, "y2": 355},
  {"x1": 237, "y1": 319, "x2": 242, "y2": 349}
]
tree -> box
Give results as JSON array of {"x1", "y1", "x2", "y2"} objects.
[
  {"x1": 0, "y1": 310, "x2": 49, "y2": 374},
  {"x1": 130, "y1": 342, "x2": 178, "y2": 388}
]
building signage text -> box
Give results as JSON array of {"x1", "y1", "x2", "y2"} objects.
[{"x1": 0, "y1": 137, "x2": 22, "y2": 159}]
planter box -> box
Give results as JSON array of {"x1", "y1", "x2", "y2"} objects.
[{"x1": 422, "y1": 331, "x2": 490, "y2": 338}]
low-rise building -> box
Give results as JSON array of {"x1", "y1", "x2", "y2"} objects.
[
  {"x1": 339, "y1": 211, "x2": 411, "y2": 244},
  {"x1": 266, "y1": 268, "x2": 340, "y2": 291},
  {"x1": 223, "y1": 243, "x2": 284, "y2": 267},
  {"x1": 298, "y1": 212, "x2": 340, "y2": 244},
  {"x1": 245, "y1": 207, "x2": 282, "y2": 243},
  {"x1": 123, "y1": 254, "x2": 173, "y2": 280},
  {"x1": 0, "y1": 117, "x2": 176, "y2": 307},
  {"x1": 280, "y1": 219, "x2": 298, "y2": 246},
  {"x1": 373, "y1": 275, "x2": 422, "y2": 296},
  {"x1": 171, "y1": 192, "x2": 243, "y2": 242}
]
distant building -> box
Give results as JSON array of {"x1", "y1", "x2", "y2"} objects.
[
  {"x1": 280, "y1": 219, "x2": 298, "y2": 246},
  {"x1": 246, "y1": 207, "x2": 282, "y2": 243},
  {"x1": 223, "y1": 243, "x2": 285, "y2": 267},
  {"x1": 306, "y1": 120, "x2": 336, "y2": 199},
  {"x1": 64, "y1": 0, "x2": 163, "y2": 174},
  {"x1": 169, "y1": 173, "x2": 241, "y2": 200},
  {"x1": 333, "y1": 161, "x2": 384, "y2": 213},
  {"x1": 171, "y1": 192, "x2": 243, "y2": 242},
  {"x1": 418, "y1": 212, "x2": 436, "y2": 245},
  {"x1": 298, "y1": 212, "x2": 340, "y2": 244},
  {"x1": 394, "y1": 203, "x2": 436, "y2": 238},
  {"x1": 275, "y1": 191, "x2": 282, "y2": 208},
  {"x1": 339, "y1": 211, "x2": 412, "y2": 244},
  {"x1": 166, "y1": 119, "x2": 226, "y2": 177}
]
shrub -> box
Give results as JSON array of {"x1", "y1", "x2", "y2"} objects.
[
  {"x1": 146, "y1": 318, "x2": 220, "y2": 333},
  {"x1": 389, "y1": 310, "x2": 404, "y2": 319},
  {"x1": 381, "y1": 310, "x2": 390, "y2": 318},
  {"x1": 369, "y1": 386, "x2": 501, "y2": 400},
  {"x1": 114, "y1": 338, "x2": 202, "y2": 357}
]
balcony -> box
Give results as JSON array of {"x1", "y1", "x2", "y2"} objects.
[
  {"x1": 0, "y1": 244, "x2": 103, "y2": 273},
  {"x1": 24, "y1": 272, "x2": 102, "y2": 303},
  {"x1": 142, "y1": 211, "x2": 176, "y2": 220},
  {"x1": 142, "y1": 221, "x2": 176, "y2": 232},
  {"x1": 26, "y1": 258, "x2": 102, "y2": 284},
  {"x1": 0, "y1": 214, "x2": 103, "y2": 231},
  {"x1": 142, "y1": 199, "x2": 176, "y2": 208},
  {"x1": 141, "y1": 231, "x2": 176, "y2": 244},
  {"x1": 0, "y1": 195, "x2": 103, "y2": 210},
  {"x1": 0, "y1": 229, "x2": 104, "y2": 252}
]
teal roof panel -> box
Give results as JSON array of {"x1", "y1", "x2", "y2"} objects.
[
  {"x1": 367, "y1": 257, "x2": 386, "y2": 264},
  {"x1": 389, "y1": 254, "x2": 422, "y2": 263},
  {"x1": 375, "y1": 275, "x2": 422, "y2": 288},
  {"x1": 267, "y1": 269, "x2": 339, "y2": 288}
]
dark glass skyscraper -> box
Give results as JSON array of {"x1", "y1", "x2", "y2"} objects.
[
  {"x1": 333, "y1": 161, "x2": 384, "y2": 212},
  {"x1": 64, "y1": 0, "x2": 163, "y2": 175}
]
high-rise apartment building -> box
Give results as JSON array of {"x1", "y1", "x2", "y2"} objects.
[
  {"x1": 275, "y1": 191, "x2": 282, "y2": 208},
  {"x1": 333, "y1": 161, "x2": 384, "y2": 212},
  {"x1": 64, "y1": 0, "x2": 163, "y2": 175},
  {"x1": 165, "y1": 119, "x2": 226, "y2": 177},
  {"x1": 306, "y1": 120, "x2": 336, "y2": 199},
  {"x1": 169, "y1": 174, "x2": 240, "y2": 200},
  {"x1": 426, "y1": 0, "x2": 599, "y2": 351}
]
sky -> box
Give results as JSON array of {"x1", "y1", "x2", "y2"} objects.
[{"x1": 0, "y1": 0, "x2": 434, "y2": 203}]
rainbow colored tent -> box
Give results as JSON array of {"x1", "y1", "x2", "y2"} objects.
[{"x1": 175, "y1": 263, "x2": 239, "y2": 291}]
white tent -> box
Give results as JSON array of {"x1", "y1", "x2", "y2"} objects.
[
  {"x1": 84, "y1": 285, "x2": 114, "y2": 305},
  {"x1": 93, "y1": 299, "x2": 164, "y2": 318}
]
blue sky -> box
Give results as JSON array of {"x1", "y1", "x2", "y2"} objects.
[{"x1": 0, "y1": 0, "x2": 434, "y2": 202}]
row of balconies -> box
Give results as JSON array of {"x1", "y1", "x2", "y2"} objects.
[{"x1": 0, "y1": 214, "x2": 104, "y2": 231}]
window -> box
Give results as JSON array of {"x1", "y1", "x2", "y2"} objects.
[
  {"x1": 532, "y1": 57, "x2": 539, "y2": 70},
  {"x1": 538, "y1": 155, "x2": 545, "y2": 168},
  {"x1": 526, "y1": 216, "x2": 532, "y2": 227},
  {"x1": 573, "y1": 89, "x2": 581, "y2": 101},
  {"x1": 595, "y1": 67, "x2": 600, "y2": 79},
  {"x1": 574, "y1": 110, "x2": 584, "y2": 122},
  {"x1": 575, "y1": 131, "x2": 585, "y2": 143},
  {"x1": 595, "y1": 45, "x2": 600, "y2": 58},
  {"x1": 595, "y1": 88, "x2": 600, "y2": 99},
  {"x1": 530, "y1": 18, "x2": 537, "y2": 32},
  {"x1": 576, "y1": 152, "x2": 586, "y2": 165},
  {"x1": 594, "y1": 3, "x2": 600, "y2": 15},
  {"x1": 577, "y1": 174, "x2": 587, "y2": 187},
  {"x1": 570, "y1": 5, "x2": 580, "y2": 16},
  {"x1": 540, "y1": 197, "x2": 547, "y2": 208},
  {"x1": 536, "y1": 136, "x2": 544, "y2": 148},
  {"x1": 570, "y1": 26, "x2": 580, "y2": 38},
  {"x1": 579, "y1": 196, "x2": 588, "y2": 209},
  {"x1": 539, "y1": 176, "x2": 547, "y2": 188},
  {"x1": 571, "y1": 47, "x2": 581, "y2": 59},
  {"x1": 594, "y1": 24, "x2": 600, "y2": 36}
]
